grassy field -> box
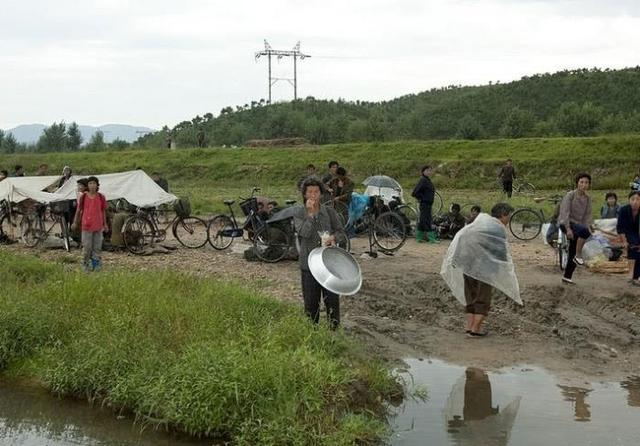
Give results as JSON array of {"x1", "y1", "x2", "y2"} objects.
[
  {"x1": 0, "y1": 251, "x2": 402, "y2": 445},
  {"x1": 1, "y1": 135, "x2": 637, "y2": 215}
]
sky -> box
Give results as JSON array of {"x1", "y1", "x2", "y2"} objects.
[{"x1": 1, "y1": 0, "x2": 639, "y2": 130}]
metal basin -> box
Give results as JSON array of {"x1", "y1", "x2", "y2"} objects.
[{"x1": 308, "y1": 246, "x2": 362, "y2": 296}]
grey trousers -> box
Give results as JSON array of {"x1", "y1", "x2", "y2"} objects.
[{"x1": 82, "y1": 231, "x2": 103, "y2": 265}]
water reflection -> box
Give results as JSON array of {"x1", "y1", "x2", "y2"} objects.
[
  {"x1": 444, "y1": 367, "x2": 521, "y2": 446},
  {"x1": 0, "y1": 380, "x2": 208, "y2": 446},
  {"x1": 621, "y1": 376, "x2": 640, "y2": 407},
  {"x1": 557, "y1": 385, "x2": 592, "y2": 422}
]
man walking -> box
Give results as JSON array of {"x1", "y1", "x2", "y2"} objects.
[
  {"x1": 411, "y1": 165, "x2": 438, "y2": 243},
  {"x1": 498, "y1": 159, "x2": 516, "y2": 198}
]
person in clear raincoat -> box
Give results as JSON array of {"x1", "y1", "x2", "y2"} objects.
[{"x1": 441, "y1": 203, "x2": 522, "y2": 337}]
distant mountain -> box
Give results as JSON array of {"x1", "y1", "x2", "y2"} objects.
[{"x1": 3, "y1": 123, "x2": 155, "y2": 144}]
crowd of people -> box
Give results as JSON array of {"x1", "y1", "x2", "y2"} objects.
[{"x1": 3, "y1": 157, "x2": 640, "y2": 336}]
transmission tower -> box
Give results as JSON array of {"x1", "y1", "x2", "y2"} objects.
[{"x1": 255, "y1": 40, "x2": 310, "y2": 103}]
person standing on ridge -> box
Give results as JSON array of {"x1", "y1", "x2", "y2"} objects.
[{"x1": 498, "y1": 159, "x2": 516, "y2": 198}]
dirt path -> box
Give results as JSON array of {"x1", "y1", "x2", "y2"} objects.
[{"x1": 5, "y1": 235, "x2": 639, "y2": 381}]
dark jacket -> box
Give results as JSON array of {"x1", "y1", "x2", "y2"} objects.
[
  {"x1": 617, "y1": 204, "x2": 640, "y2": 248},
  {"x1": 411, "y1": 175, "x2": 435, "y2": 203}
]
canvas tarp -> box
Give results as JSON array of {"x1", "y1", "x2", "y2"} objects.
[
  {"x1": 0, "y1": 176, "x2": 66, "y2": 204},
  {"x1": 54, "y1": 170, "x2": 177, "y2": 208}
]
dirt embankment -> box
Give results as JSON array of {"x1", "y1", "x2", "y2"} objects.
[{"x1": 6, "y1": 236, "x2": 639, "y2": 380}]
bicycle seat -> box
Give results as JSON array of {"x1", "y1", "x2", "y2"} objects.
[
  {"x1": 285, "y1": 200, "x2": 297, "y2": 205},
  {"x1": 224, "y1": 200, "x2": 235, "y2": 206}
]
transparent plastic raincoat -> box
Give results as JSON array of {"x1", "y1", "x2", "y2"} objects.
[{"x1": 440, "y1": 213, "x2": 522, "y2": 306}]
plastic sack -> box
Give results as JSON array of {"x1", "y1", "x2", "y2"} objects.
[
  {"x1": 541, "y1": 223, "x2": 551, "y2": 245},
  {"x1": 583, "y1": 235, "x2": 612, "y2": 265},
  {"x1": 593, "y1": 218, "x2": 617, "y2": 234},
  {"x1": 348, "y1": 193, "x2": 369, "y2": 224},
  {"x1": 440, "y1": 213, "x2": 522, "y2": 306}
]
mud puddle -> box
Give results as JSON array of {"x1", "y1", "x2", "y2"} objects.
[
  {"x1": 390, "y1": 358, "x2": 640, "y2": 445},
  {"x1": 0, "y1": 381, "x2": 211, "y2": 446}
]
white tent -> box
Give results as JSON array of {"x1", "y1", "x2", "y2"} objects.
[
  {"x1": 54, "y1": 170, "x2": 177, "y2": 208},
  {"x1": 0, "y1": 176, "x2": 66, "y2": 204}
]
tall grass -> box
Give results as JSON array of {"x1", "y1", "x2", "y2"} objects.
[{"x1": 0, "y1": 251, "x2": 401, "y2": 445}]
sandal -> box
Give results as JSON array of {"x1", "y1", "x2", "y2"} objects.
[
  {"x1": 574, "y1": 257, "x2": 585, "y2": 266},
  {"x1": 469, "y1": 331, "x2": 488, "y2": 337},
  {"x1": 562, "y1": 277, "x2": 575, "y2": 285}
]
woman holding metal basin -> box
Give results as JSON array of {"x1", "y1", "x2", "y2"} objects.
[{"x1": 293, "y1": 178, "x2": 346, "y2": 330}]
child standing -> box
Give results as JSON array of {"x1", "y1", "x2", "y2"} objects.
[
  {"x1": 600, "y1": 192, "x2": 621, "y2": 219},
  {"x1": 72, "y1": 176, "x2": 108, "y2": 271}
]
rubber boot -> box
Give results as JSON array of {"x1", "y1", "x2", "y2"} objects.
[
  {"x1": 91, "y1": 258, "x2": 101, "y2": 272},
  {"x1": 415, "y1": 230, "x2": 426, "y2": 243},
  {"x1": 427, "y1": 231, "x2": 440, "y2": 244}
]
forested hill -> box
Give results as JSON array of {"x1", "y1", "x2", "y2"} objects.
[{"x1": 136, "y1": 67, "x2": 640, "y2": 148}]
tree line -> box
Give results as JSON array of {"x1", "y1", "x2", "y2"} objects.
[
  {"x1": 0, "y1": 122, "x2": 131, "y2": 153},
  {"x1": 5, "y1": 67, "x2": 640, "y2": 153},
  {"x1": 133, "y1": 67, "x2": 640, "y2": 148}
]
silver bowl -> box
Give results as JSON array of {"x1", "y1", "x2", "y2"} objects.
[{"x1": 308, "y1": 246, "x2": 362, "y2": 296}]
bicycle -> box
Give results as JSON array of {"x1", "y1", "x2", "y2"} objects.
[
  {"x1": 388, "y1": 191, "x2": 443, "y2": 235},
  {"x1": 351, "y1": 196, "x2": 407, "y2": 256},
  {"x1": 508, "y1": 195, "x2": 562, "y2": 241},
  {"x1": 122, "y1": 202, "x2": 208, "y2": 254},
  {"x1": 493, "y1": 178, "x2": 536, "y2": 196},
  {"x1": 20, "y1": 201, "x2": 72, "y2": 251},
  {"x1": 207, "y1": 188, "x2": 280, "y2": 250}
]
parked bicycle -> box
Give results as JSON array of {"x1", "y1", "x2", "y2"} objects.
[
  {"x1": 388, "y1": 191, "x2": 444, "y2": 234},
  {"x1": 351, "y1": 196, "x2": 407, "y2": 256},
  {"x1": 493, "y1": 178, "x2": 536, "y2": 196},
  {"x1": 207, "y1": 187, "x2": 279, "y2": 250},
  {"x1": 20, "y1": 201, "x2": 72, "y2": 251},
  {"x1": 508, "y1": 195, "x2": 563, "y2": 241},
  {"x1": 122, "y1": 199, "x2": 208, "y2": 254}
]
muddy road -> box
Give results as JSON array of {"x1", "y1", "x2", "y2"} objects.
[{"x1": 6, "y1": 236, "x2": 640, "y2": 380}]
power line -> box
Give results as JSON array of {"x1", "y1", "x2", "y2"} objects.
[{"x1": 255, "y1": 40, "x2": 310, "y2": 103}]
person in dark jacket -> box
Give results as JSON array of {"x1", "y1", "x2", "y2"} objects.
[
  {"x1": 498, "y1": 159, "x2": 516, "y2": 198},
  {"x1": 411, "y1": 165, "x2": 438, "y2": 243},
  {"x1": 617, "y1": 190, "x2": 640, "y2": 287}
]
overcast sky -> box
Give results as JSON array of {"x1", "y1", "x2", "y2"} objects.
[{"x1": 1, "y1": 0, "x2": 639, "y2": 130}]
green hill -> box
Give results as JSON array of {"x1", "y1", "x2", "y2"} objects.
[{"x1": 135, "y1": 67, "x2": 640, "y2": 148}]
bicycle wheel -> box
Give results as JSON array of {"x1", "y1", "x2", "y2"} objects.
[
  {"x1": 517, "y1": 182, "x2": 536, "y2": 196},
  {"x1": 332, "y1": 200, "x2": 349, "y2": 226},
  {"x1": 373, "y1": 211, "x2": 407, "y2": 252},
  {"x1": 173, "y1": 216, "x2": 208, "y2": 249},
  {"x1": 396, "y1": 204, "x2": 417, "y2": 235},
  {"x1": 0, "y1": 212, "x2": 12, "y2": 240},
  {"x1": 334, "y1": 229, "x2": 351, "y2": 252},
  {"x1": 21, "y1": 216, "x2": 44, "y2": 247},
  {"x1": 123, "y1": 216, "x2": 155, "y2": 254},
  {"x1": 509, "y1": 208, "x2": 543, "y2": 241},
  {"x1": 207, "y1": 215, "x2": 236, "y2": 250},
  {"x1": 253, "y1": 225, "x2": 290, "y2": 263},
  {"x1": 557, "y1": 230, "x2": 569, "y2": 271},
  {"x1": 57, "y1": 215, "x2": 71, "y2": 252},
  {"x1": 433, "y1": 191, "x2": 444, "y2": 216}
]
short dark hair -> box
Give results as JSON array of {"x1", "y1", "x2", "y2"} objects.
[
  {"x1": 0, "y1": 170, "x2": 8, "y2": 176},
  {"x1": 450, "y1": 203, "x2": 461, "y2": 212},
  {"x1": 77, "y1": 178, "x2": 89, "y2": 187},
  {"x1": 306, "y1": 163, "x2": 316, "y2": 169},
  {"x1": 628, "y1": 190, "x2": 640, "y2": 199},
  {"x1": 575, "y1": 172, "x2": 591, "y2": 185},
  {"x1": 14, "y1": 165, "x2": 23, "y2": 171},
  {"x1": 506, "y1": 159, "x2": 512, "y2": 162},
  {"x1": 336, "y1": 166, "x2": 347, "y2": 176},
  {"x1": 470, "y1": 205, "x2": 481, "y2": 213},
  {"x1": 39, "y1": 163, "x2": 48, "y2": 168},
  {"x1": 301, "y1": 177, "x2": 325, "y2": 199},
  {"x1": 421, "y1": 165, "x2": 432, "y2": 173},
  {"x1": 328, "y1": 161, "x2": 339, "y2": 168},
  {"x1": 491, "y1": 202, "x2": 514, "y2": 219},
  {"x1": 605, "y1": 192, "x2": 618, "y2": 201},
  {"x1": 87, "y1": 176, "x2": 100, "y2": 186}
]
